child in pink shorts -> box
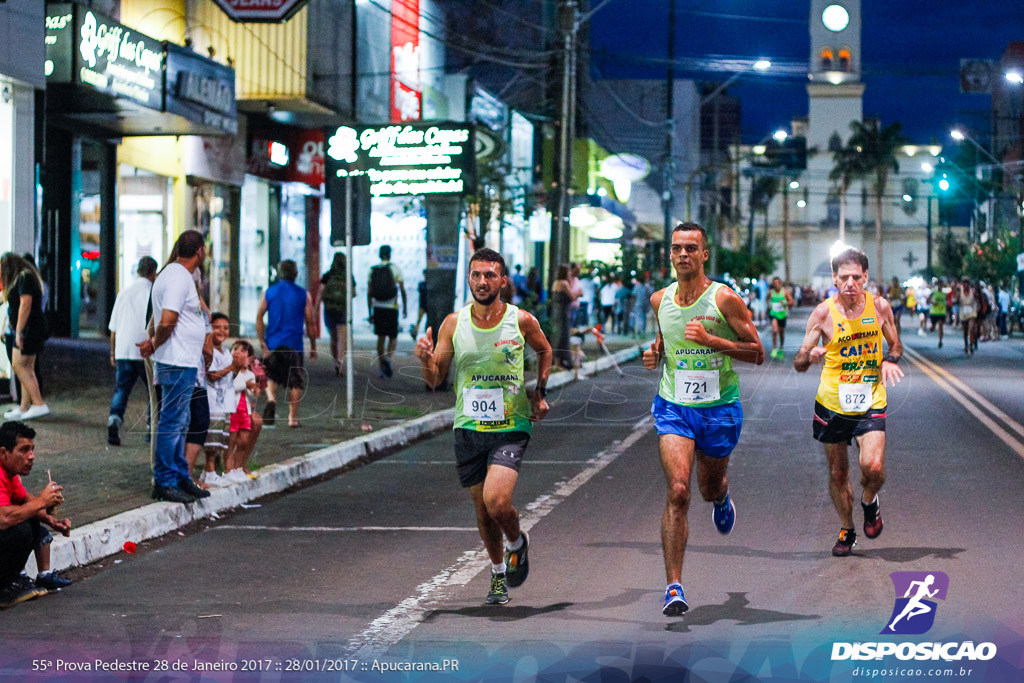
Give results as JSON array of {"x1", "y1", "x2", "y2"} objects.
[{"x1": 224, "y1": 341, "x2": 258, "y2": 483}]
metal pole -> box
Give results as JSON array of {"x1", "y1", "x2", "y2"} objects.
[
  {"x1": 747, "y1": 174, "x2": 756, "y2": 255},
  {"x1": 710, "y1": 94, "x2": 720, "y2": 275},
  {"x1": 926, "y1": 194, "x2": 933, "y2": 276},
  {"x1": 550, "y1": 0, "x2": 577, "y2": 284},
  {"x1": 662, "y1": 0, "x2": 676, "y2": 271},
  {"x1": 344, "y1": 176, "x2": 354, "y2": 419}
]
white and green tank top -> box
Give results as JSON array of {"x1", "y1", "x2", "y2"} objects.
[
  {"x1": 453, "y1": 303, "x2": 532, "y2": 433},
  {"x1": 658, "y1": 281, "x2": 740, "y2": 407}
]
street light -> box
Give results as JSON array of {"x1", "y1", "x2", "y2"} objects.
[
  {"x1": 789, "y1": 180, "x2": 800, "y2": 190},
  {"x1": 1003, "y1": 71, "x2": 1024, "y2": 295},
  {"x1": 921, "y1": 162, "x2": 934, "y2": 173},
  {"x1": 773, "y1": 129, "x2": 788, "y2": 142},
  {"x1": 1006, "y1": 70, "x2": 1023, "y2": 85}
]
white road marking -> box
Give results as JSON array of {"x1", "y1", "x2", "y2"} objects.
[
  {"x1": 374, "y1": 460, "x2": 594, "y2": 465},
  {"x1": 212, "y1": 525, "x2": 479, "y2": 532},
  {"x1": 344, "y1": 416, "x2": 654, "y2": 659},
  {"x1": 904, "y1": 347, "x2": 1024, "y2": 440},
  {"x1": 904, "y1": 347, "x2": 1024, "y2": 459}
]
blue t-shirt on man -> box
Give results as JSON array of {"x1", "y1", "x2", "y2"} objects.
[{"x1": 265, "y1": 280, "x2": 307, "y2": 350}]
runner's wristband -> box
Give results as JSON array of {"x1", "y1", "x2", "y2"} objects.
[
  {"x1": 883, "y1": 354, "x2": 900, "y2": 365},
  {"x1": 536, "y1": 386, "x2": 547, "y2": 398}
]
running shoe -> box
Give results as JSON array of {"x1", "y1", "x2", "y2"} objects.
[
  {"x1": 862, "y1": 498, "x2": 884, "y2": 539},
  {"x1": 485, "y1": 572, "x2": 509, "y2": 605},
  {"x1": 504, "y1": 532, "x2": 530, "y2": 588},
  {"x1": 832, "y1": 528, "x2": 857, "y2": 557},
  {"x1": 662, "y1": 583, "x2": 689, "y2": 616},
  {"x1": 382, "y1": 358, "x2": 394, "y2": 378},
  {"x1": 712, "y1": 492, "x2": 736, "y2": 535}
]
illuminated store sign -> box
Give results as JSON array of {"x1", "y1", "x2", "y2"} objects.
[
  {"x1": 45, "y1": 3, "x2": 164, "y2": 110},
  {"x1": 326, "y1": 123, "x2": 476, "y2": 197}
]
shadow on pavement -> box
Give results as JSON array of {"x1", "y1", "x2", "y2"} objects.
[
  {"x1": 585, "y1": 541, "x2": 823, "y2": 563},
  {"x1": 662, "y1": 592, "x2": 820, "y2": 634},
  {"x1": 422, "y1": 601, "x2": 573, "y2": 622},
  {"x1": 854, "y1": 546, "x2": 966, "y2": 562}
]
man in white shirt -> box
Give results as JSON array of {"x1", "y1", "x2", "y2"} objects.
[
  {"x1": 106, "y1": 257, "x2": 158, "y2": 446},
  {"x1": 137, "y1": 231, "x2": 211, "y2": 504}
]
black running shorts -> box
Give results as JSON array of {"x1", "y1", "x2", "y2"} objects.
[
  {"x1": 372, "y1": 307, "x2": 400, "y2": 338},
  {"x1": 453, "y1": 429, "x2": 530, "y2": 488},
  {"x1": 812, "y1": 400, "x2": 886, "y2": 445}
]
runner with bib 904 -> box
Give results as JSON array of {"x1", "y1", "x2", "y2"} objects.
[
  {"x1": 643, "y1": 223, "x2": 765, "y2": 617},
  {"x1": 415, "y1": 248, "x2": 551, "y2": 606},
  {"x1": 793, "y1": 247, "x2": 904, "y2": 557}
]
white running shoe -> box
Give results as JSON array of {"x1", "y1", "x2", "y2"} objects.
[
  {"x1": 225, "y1": 469, "x2": 250, "y2": 484},
  {"x1": 20, "y1": 405, "x2": 50, "y2": 420},
  {"x1": 3, "y1": 407, "x2": 24, "y2": 419},
  {"x1": 203, "y1": 472, "x2": 230, "y2": 488}
]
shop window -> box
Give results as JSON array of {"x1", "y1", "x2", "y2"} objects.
[
  {"x1": 838, "y1": 48, "x2": 851, "y2": 72},
  {"x1": 820, "y1": 48, "x2": 834, "y2": 71}
]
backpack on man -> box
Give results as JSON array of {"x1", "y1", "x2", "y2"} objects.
[{"x1": 369, "y1": 264, "x2": 398, "y2": 302}]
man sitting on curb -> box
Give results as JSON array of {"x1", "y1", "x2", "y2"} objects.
[{"x1": 0, "y1": 421, "x2": 73, "y2": 609}]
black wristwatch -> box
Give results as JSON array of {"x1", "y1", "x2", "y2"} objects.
[
  {"x1": 883, "y1": 354, "x2": 900, "y2": 365},
  {"x1": 536, "y1": 386, "x2": 547, "y2": 398}
]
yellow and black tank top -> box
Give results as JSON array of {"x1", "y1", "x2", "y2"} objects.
[{"x1": 815, "y1": 293, "x2": 887, "y2": 414}]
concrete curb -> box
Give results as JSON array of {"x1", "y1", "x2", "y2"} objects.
[{"x1": 36, "y1": 344, "x2": 645, "y2": 574}]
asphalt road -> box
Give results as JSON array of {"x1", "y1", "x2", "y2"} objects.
[{"x1": 3, "y1": 320, "x2": 1023, "y2": 682}]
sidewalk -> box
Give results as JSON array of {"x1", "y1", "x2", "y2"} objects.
[{"x1": 8, "y1": 330, "x2": 645, "y2": 529}]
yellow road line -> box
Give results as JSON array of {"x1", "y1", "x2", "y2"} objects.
[
  {"x1": 904, "y1": 347, "x2": 1024, "y2": 440},
  {"x1": 903, "y1": 347, "x2": 1024, "y2": 460}
]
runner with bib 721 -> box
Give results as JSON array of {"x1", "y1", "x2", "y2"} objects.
[{"x1": 642, "y1": 222, "x2": 765, "y2": 617}]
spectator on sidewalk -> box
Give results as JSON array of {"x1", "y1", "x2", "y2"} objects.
[
  {"x1": 599, "y1": 276, "x2": 619, "y2": 331},
  {"x1": 997, "y1": 285, "x2": 1010, "y2": 338},
  {"x1": 614, "y1": 277, "x2": 632, "y2": 335},
  {"x1": 201, "y1": 313, "x2": 242, "y2": 488},
  {"x1": 410, "y1": 272, "x2": 428, "y2": 341},
  {"x1": 106, "y1": 256, "x2": 159, "y2": 446},
  {"x1": 0, "y1": 421, "x2": 72, "y2": 609},
  {"x1": 577, "y1": 267, "x2": 597, "y2": 326},
  {"x1": 1, "y1": 253, "x2": 50, "y2": 421},
  {"x1": 632, "y1": 275, "x2": 652, "y2": 336},
  {"x1": 549, "y1": 264, "x2": 574, "y2": 370},
  {"x1": 257, "y1": 260, "x2": 316, "y2": 428},
  {"x1": 512, "y1": 265, "x2": 528, "y2": 306},
  {"x1": 367, "y1": 245, "x2": 407, "y2": 379},
  {"x1": 316, "y1": 252, "x2": 356, "y2": 377},
  {"x1": 224, "y1": 340, "x2": 261, "y2": 483},
  {"x1": 137, "y1": 230, "x2": 212, "y2": 505}
]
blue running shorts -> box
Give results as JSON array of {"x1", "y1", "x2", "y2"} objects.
[{"x1": 651, "y1": 394, "x2": 743, "y2": 458}]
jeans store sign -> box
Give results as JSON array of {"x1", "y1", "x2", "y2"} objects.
[
  {"x1": 45, "y1": 3, "x2": 164, "y2": 110},
  {"x1": 325, "y1": 122, "x2": 477, "y2": 197}
]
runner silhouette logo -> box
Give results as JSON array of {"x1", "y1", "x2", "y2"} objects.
[{"x1": 881, "y1": 571, "x2": 950, "y2": 635}]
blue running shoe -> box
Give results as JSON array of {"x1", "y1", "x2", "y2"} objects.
[
  {"x1": 712, "y1": 492, "x2": 736, "y2": 535},
  {"x1": 662, "y1": 583, "x2": 689, "y2": 616}
]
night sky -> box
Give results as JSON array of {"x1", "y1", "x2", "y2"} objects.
[{"x1": 590, "y1": 0, "x2": 1024, "y2": 145}]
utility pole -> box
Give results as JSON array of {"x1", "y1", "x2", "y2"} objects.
[
  {"x1": 549, "y1": 0, "x2": 578, "y2": 285},
  {"x1": 661, "y1": 0, "x2": 676, "y2": 272}
]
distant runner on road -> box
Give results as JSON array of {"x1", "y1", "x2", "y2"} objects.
[
  {"x1": 643, "y1": 222, "x2": 765, "y2": 617},
  {"x1": 794, "y1": 247, "x2": 904, "y2": 557},
  {"x1": 768, "y1": 277, "x2": 795, "y2": 359},
  {"x1": 415, "y1": 248, "x2": 552, "y2": 606}
]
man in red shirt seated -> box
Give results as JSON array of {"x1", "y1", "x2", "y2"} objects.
[{"x1": 0, "y1": 421, "x2": 73, "y2": 609}]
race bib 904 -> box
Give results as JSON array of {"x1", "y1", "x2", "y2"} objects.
[
  {"x1": 464, "y1": 387, "x2": 505, "y2": 421},
  {"x1": 838, "y1": 383, "x2": 872, "y2": 414},
  {"x1": 674, "y1": 370, "x2": 720, "y2": 404}
]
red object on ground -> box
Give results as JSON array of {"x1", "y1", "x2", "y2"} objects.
[{"x1": 123, "y1": 542, "x2": 136, "y2": 554}]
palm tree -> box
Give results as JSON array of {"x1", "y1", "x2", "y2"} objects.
[
  {"x1": 848, "y1": 120, "x2": 906, "y2": 279},
  {"x1": 829, "y1": 140, "x2": 865, "y2": 244}
]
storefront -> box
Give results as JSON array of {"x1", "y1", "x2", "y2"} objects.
[
  {"x1": 240, "y1": 125, "x2": 326, "y2": 331},
  {"x1": 42, "y1": 3, "x2": 236, "y2": 337}
]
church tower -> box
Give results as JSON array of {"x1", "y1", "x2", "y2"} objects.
[{"x1": 806, "y1": 1, "x2": 864, "y2": 222}]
